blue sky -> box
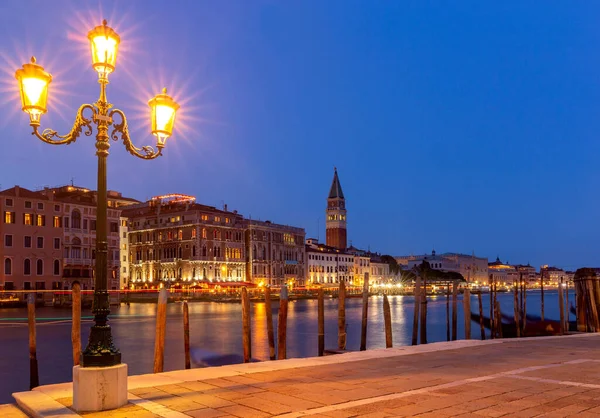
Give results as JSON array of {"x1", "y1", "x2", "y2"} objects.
[{"x1": 1, "y1": 1, "x2": 599, "y2": 270}]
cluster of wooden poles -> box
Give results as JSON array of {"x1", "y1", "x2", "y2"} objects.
[{"x1": 24, "y1": 272, "x2": 584, "y2": 392}]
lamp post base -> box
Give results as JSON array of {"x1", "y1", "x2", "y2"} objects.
[{"x1": 73, "y1": 363, "x2": 128, "y2": 412}]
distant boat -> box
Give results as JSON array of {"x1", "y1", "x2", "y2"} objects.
[{"x1": 470, "y1": 311, "x2": 577, "y2": 337}]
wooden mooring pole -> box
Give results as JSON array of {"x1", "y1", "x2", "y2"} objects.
[
  {"x1": 277, "y1": 285, "x2": 288, "y2": 359},
  {"x1": 318, "y1": 288, "x2": 324, "y2": 356},
  {"x1": 383, "y1": 294, "x2": 392, "y2": 348},
  {"x1": 28, "y1": 293, "x2": 39, "y2": 390},
  {"x1": 153, "y1": 288, "x2": 168, "y2": 373},
  {"x1": 264, "y1": 286, "x2": 276, "y2": 360},
  {"x1": 478, "y1": 291, "x2": 485, "y2": 340},
  {"x1": 360, "y1": 273, "x2": 369, "y2": 351},
  {"x1": 495, "y1": 300, "x2": 503, "y2": 338},
  {"x1": 558, "y1": 279, "x2": 565, "y2": 335},
  {"x1": 541, "y1": 273, "x2": 545, "y2": 321},
  {"x1": 446, "y1": 283, "x2": 450, "y2": 341},
  {"x1": 419, "y1": 276, "x2": 427, "y2": 345},
  {"x1": 338, "y1": 279, "x2": 346, "y2": 350},
  {"x1": 522, "y1": 280, "x2": 527, "y2": 336},
  {"x1": 411, "y1": 276, "x2": 421, "y2": 346},
  {"x1": 71, "y1": 283, "x2": 81, "y2": 366},
  {"x1": 183, "y1": 300, "x2": 191, "y2": 369},
  {"x1": 463, "y1": 286, "x2": 471, "y2": 340},
  {"x1": 489, "y1": 276, "x2": 494, "y2": 339},
  {"x1": 513, "y1": 279, "x2": 520, "y2": 338},
  {"x1": 241, "y1": 287, "x2": 252, "y2": 363},
  {"x1": 451, "y1": 280, "x2": 458, "y2": 341}
]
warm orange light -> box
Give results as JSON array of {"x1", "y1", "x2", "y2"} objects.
[
  {"x1": 15, "y1": 57, "x2": 52, "y2": 125},
  {"x1": 149, "y1": 88, "x2": 180, "y2": 146},
  {"x1": 87, "y1": 20, "x2": 120, "y2": 80}
]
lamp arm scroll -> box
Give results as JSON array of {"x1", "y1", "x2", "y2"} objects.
[
  {"x1": 31, "y1": 104, "x2": 95, "y2": 145},
  {"x1": 109, "y1": 109, "x2": 163, "y2": 160}
]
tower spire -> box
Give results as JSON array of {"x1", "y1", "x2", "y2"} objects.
[{"x1": 328, "y1": 167, "x2": 344, "y2": 199}]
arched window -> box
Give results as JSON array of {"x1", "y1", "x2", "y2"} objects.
[
  {"x1": 192, "y1": 228, "x2": 197, "y2": 239},
  {"x1": 213, "y1": 230, "x2": 218, "y2": 239},
  {"x1": 178, "y1": 229, "x2": 183, "y2": 240},
  {"x1": 178, "y1": 247, "x2": 182, "y2": 258},
  {"x1": 36, "y1": 259, "x2": 43, "y2": 275},
  {"x1": 24, "y1": 259, "x2": 31, "y2": 275},
  {"x1": 4, "y1": 258, "x2": 12, "y2": 275},
  {"x1": 53, "y1": 260, "x2": 60, "y2": 275},
  {"x1": 202, "y1": 228, "x2": 207, "y2": 239},
  {"x1": 213, "y1": 246, "x2": 218, "y2": 256},
  {"x1": 202, "y1": 245, "x2": 207, "y2": 257},
  {"x1": 192, "y1": 246, "x2": 196, "y2": 256},
  {"x1": 71, "y1": 210, "x2": 81, "y2": 229},
  {"x1": 202, "y1": 267, "x2": 207, "y2": 279}
]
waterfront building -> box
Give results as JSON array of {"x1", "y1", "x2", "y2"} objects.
[
  {"x1": 369, "y1": 255, "x2": 391, "y2": 286},
  {"x1": 401, "y1": 250, "x2": 488, "y2": 284},
  {"x1": 246, "y1": 220, "x2": 305, "y2": 287},
  {"x1": 306, "y1": 238, "x2": 354, "y2": 286},
  {"x1": 123, "y1": 194, "x2": 305, "y2": 289},
  {"x1": 488, "y1": 257, "x2": 518, "y2": 287},
  {"x1": 43, "y1": 185, "x2": 137, "y2": 291},
  {"x1": 514, "y1": 264, "x2": 537, "y2": 285},
  {"x1": 0, "y1": 186, "x2": 63, "y2": 295},
  {"x1": 540, "y1": 265, "x2": 567, "y2": 286},
  {"x1": 326, "y1": 168, "x2": 347, "y2": 250}
]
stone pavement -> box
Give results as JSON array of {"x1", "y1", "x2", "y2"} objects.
[{"x1": 10, "y1": 334, "x2": 600, "y2": 417}]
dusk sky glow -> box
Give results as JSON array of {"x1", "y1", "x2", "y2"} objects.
[{"x1": 2, "y1": 1, "x2": 600, "y2": 270}]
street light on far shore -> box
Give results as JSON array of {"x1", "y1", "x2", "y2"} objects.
[{"x1": 14, "y1": 20, "x2": 180, "y2": 369}]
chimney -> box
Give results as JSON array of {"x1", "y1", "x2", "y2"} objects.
[{"x1": 224, "y1": 203, "x2": 228, "y2": 212}]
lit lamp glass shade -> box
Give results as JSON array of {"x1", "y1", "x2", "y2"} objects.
[
  {"x1": 87, "y1": 20, "x2": 120, "y2": 80},
  {"x1": 149, "y1": 88, "x2": 180, "y2": 146},
  {"x1": 15, "y1": 56, "x2": 52, "y2": 126}
]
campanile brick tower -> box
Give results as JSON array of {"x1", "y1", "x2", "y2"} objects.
[{"x1": 326, "y1": 168, "x2": 347, "y2": 250}]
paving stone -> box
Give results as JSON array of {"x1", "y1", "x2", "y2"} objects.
[
  {"x1": 216, "y1": 404, "x2": 271, "y2": 418},
  {"x1": 0, "y1": 404, "x2": 28, "y2": 418}
]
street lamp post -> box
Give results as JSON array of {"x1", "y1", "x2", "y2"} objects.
[{"x1": 15, "y1": 20, "x2": 179, "y2": 369}]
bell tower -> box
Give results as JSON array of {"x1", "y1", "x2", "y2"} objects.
[{"x1": 326, "y1": 168, "x2": 347, "y2": 249}]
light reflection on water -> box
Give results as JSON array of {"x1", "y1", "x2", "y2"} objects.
[{"x1": 0, "y1": 291, "x2": 565, "y2": 403}]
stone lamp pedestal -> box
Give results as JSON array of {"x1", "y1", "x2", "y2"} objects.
[{"x1": 72, "y1": 364, "x2": 128, "y2": 412}]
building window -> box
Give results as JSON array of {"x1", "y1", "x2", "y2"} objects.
[
  {"x1": 54, "y1": 238, "x2": 60, "y2": 249},
  {"x1": 202, "y1": 228, "x2": 207, "y2": 239},
  {"x1": 24, "y1": 236, "x2": 32, "y2": 248},
  {"x1": 53, "y1": 260, "x2": 60, "y2": 276},
  {"x1": 191, "y1": 228, "x2": 197, "y2": 239},
  {"x1": 202, "y1": 245, "x2": 207, "y2": 256},
  {"x1": 4, "y1": 211, "x2": 15, "y2": 224},
  {"x1": 72, "y1": 210, "x2": 81, "y2": 228},
  {"x1": 37, "y1": 237, "x2": 44, "y2": 249},
  {"x1": 24, "y1": 213, "x2": 33, "y2": 225},
  {"x1": 24, "y1": 259, "x2": 31, "y2": 275},
  {"x1": 36, "y1": 259, "x2": 43, "y2": 275},
  {"x1": 83, "y1": 219, "x2": 88, "y2": 230},
  {"x1": 25, "y1": 201, "x2": 32, "y2": 209},
  {"x1": 110, "y1": 222, "x2": 118, "y2": 233},
  {"x1": 36, "y1": 214, "x2": 45, "y2": 226},
  {"x1": 201, "y1": 214, "x2": 208, "y2": 221},
  {"x1": 5, "y1": 198, "x2": 13, "y2": 207},
  {"x1": 215, "y1": 216, "x2": 220, "y2": 222},
  {"x1": 90, "y1": 220, "x2": 96, "y2": 230},
  {"x1": 53, "y1": 216, "x2": 61, "y2": 227},
  {"x1": 178, "y1": 229, "x2": 183, "y2": 240},
  {"x1": 4, "y1": 235, "x2": 12, "y2": 247},
  {"x1": 64, "y1": 217, "x2": 69, "y2": 228},
  {"x1": 4, "y1": 258, "x2": 12, "y2": 275},
  {"x1": 37, "y1": 203, "x2": 44, "y2": 210},
  {"x1": 54, "y1": 204, "x2": 60, "y2": 212}
]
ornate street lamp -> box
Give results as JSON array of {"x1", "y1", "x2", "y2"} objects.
[{"x1": 15, "y1": 20, "x2": 179, "y2": 368}]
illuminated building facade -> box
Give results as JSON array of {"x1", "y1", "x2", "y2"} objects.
[
  {"x1": 401, "y1": 250, "x2": 488, "y2": 284},
  {"x1": 326, "y1": 168, "x2": 347, "y2": 250},
  {"x1": 0, "y1": 186, "x2": 63, "y2": 295},
  {"x1": 124, "y1": 194, "x2": 306, "y2": 288},
  {"x1": 306, "y1": 238, "x2": 354, "y2": 286},
  {"x1": 43, "y1": 185, "x2": 138, "y2": 291},
  {"x1": 246, "y1": 220, "x2": 306, "y2": 287},
  {"x1": 540, "y1": 265, "x2": 567, "y2": 286},
  {"x1": 488, "y1": 257, "x2": 518, "y2": 286}
]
